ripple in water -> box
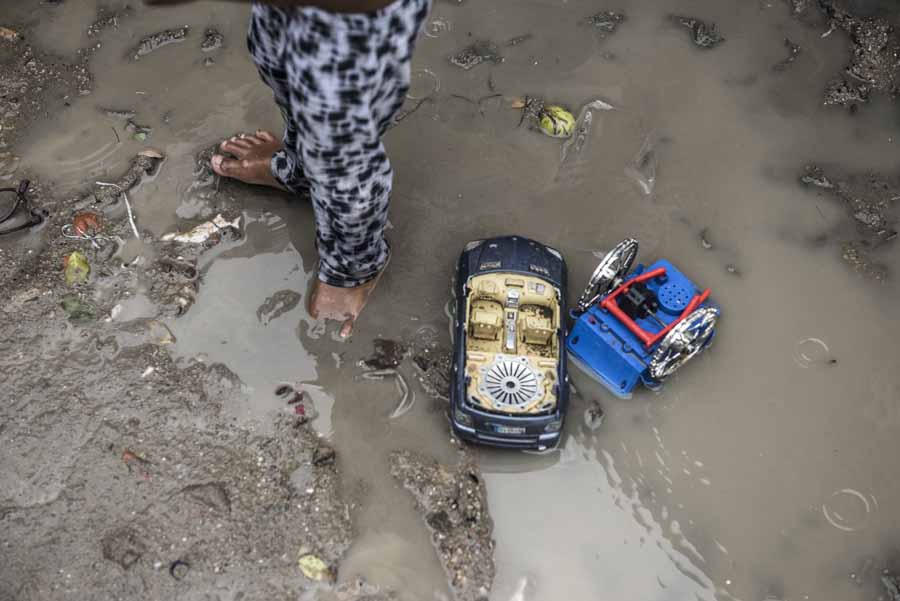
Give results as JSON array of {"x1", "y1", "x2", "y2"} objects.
[
  {"x1": 407, "y1": 68, "x2": 440, "y2": 100},
  {"x1": 822, "y1": 488, "x2": 876, "y2": 532},
  {"x1": 792, "y1": 337, "x2": 831, "y2": 368},
  {"x1": 424, "y1": 17, "x2": 452, "y2": 38}
]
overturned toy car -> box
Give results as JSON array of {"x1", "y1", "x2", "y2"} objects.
[
  {"x1": 450, "y1": 236, "x2": 569, "y2": 451},
  {"x1": 567, "y1": 238, "x2": 720, "y2": 398}
]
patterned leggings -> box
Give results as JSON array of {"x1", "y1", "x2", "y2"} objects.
[{"x1": 247, "y1": 0, "x2": 430, "y2": 287}]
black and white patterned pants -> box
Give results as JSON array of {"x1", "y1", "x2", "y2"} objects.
[{"x1": 248, "y1": 0, "x2": 430, "y2": 287}]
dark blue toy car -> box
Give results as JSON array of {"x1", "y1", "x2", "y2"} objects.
[
  {"x1": 567, "y1": 238, "x2": 720, "y2": 398},
  {"x1": 449, "y1": 236, "x2": 569, "y2": 451}
]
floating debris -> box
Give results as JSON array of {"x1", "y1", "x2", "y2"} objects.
[
  {"x1": 584, "y1": 400, "x2": 605, "y2": 431},
  {"x1": 773, "y1": 38, "x2": 801, "y2": 71},
  {"x1": 504, "y1": 33, "x2": 532, "y2": 47},
  {"x1": 449, "y1": 41, "x2": 502, "y2": 70},
  {"x1": 670, "y1": 15, "x2": 725, "y2": 49},
  {"x1": 161, "y1": 214, "x2": 241, "y2": 244},
  {"x1": 585, "y1": 11, "x2": 626, "y2": 36},
  {"x1": 200, "y1": 28, "x2": 224, "y2": 52},
  {"x1": 362, "y1": 338, "x2": 405, "y2": 370},
  {"x1": 699, "y1": 228, "x2": 713, "y2": 250},
  {"x1": 624, "y1": 133, "x2": 660, "y2": 195},
  {"x1": 560, "y1": 97, "x2": 617, "y2": 164},
  {"x1": 132, "y1": 26, "x2": 189, "y2": 60}
]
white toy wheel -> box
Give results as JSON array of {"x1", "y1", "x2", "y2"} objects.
[
  {"x1": 648, "y1": 306, "x2": 719, "y2": 380},
  {"x1": 575, "y1": 238, "x2": 639, "y2": 314}
]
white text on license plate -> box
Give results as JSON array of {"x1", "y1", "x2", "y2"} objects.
[{"x1": 494, "y1": 425, "x2": 525, "y2": 435}]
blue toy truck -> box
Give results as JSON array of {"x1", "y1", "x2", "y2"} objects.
[{"x1": 567, "y1": 238, "x2": 720, "y2": 398}]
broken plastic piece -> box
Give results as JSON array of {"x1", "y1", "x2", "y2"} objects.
[
  {"x1": 64, "y1": 251, "x2": 90, "y2": 285},
  {"x1": 161, "y1": 214, "x2": 241, "y2": 244},
  {"x1": 298, "y1": 554, "x2": 332, "y2": 581}
]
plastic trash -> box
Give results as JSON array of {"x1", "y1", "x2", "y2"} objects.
[
  {"x1": 624, "y1": 133, "x2": 659, "y2": 195},
  {"x1": 64, "y1": 251, "x2": 90, "y2": 285},
  {"x1": 560, "y1": 97, "x2": 616, "y2": 164},
  {"x1": 161, "y1": 214, "x2": 240, "y2": 244},
  {"x1": 298, "y1": 554, "x2": 332, "y2": 581}
]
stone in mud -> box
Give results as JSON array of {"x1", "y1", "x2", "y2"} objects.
[
  {"x1": 132, "y1": 26, "x2": 189, "y2": 61},
  {"x1": 363, "y1": 338, "x2": 405, "y2": 370},
  {"x1": 669, "y1": 15, "x2": 725, "y2": 49},
  {"x1": 585, "y1": 11, "x2": 626, "y2": 36},
  {"x1": 180, "y1": 482, "x2": 231, "y2": 513},
  {"x1": 411, "y1": 348, "x2": 452, "y2": 401},
  {"x1": 101, "y1": 527, "x2": 147, "y2": 569},
  {"x1": 449, "y1": 41, "x2": 503, "y2": 70},
  {"x1": 819, "y1": 1, "x2": 900, "y2": 105},
  {"x1": 389, "y1": 450, "x2": 494, "y2": 601},
  {"x1": 201, "y1": 28, "x2": 224, "y2": 52}
]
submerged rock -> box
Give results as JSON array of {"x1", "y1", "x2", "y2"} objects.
[
  {"x1": 132, "y1": 27, "x2": 190, "y2": 60},
  {"x1": 449, "y1": 41, "x2": 503, "y2": 70},
  {"x1": 201, "y1": 28, "x2": 224, "y2": 52},
  {"x1": 389, "y1": 450, "x2": 494, "y2": 601},
  {"x1": 585, "y1": 11, "x2": 626, "y2": 36}
]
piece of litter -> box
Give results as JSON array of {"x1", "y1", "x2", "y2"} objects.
[
  {"x1": 122, "y1": 192, "x2": 140, "y2": 238},
  {"x1": 298, "y1": 554, "x2": 331, "y2": 581},
  {"x1": 142, "y1": 367, "x2": 155, "y2": 378},
  {"x1": 161, "y1": 214, "x2": 240, "y2": 244}
]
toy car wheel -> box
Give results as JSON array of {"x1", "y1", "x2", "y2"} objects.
[
  {"x1": 575, "y1": 238, "x2": 639, "y2": 313},
  {"x1": 648, "y1": 306, "x2": 719, "y2": 381}
]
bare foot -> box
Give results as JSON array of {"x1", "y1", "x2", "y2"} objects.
[
  {"x1": 210, "y1": 130, "x2": 286, "y2": 190},
  {"x1": 308, "y1": 269, "x2": 387, "y2": 338}
]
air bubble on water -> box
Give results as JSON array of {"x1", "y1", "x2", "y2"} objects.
[{"x1": 792, "y1": 337, "x2": 830, "y2": 368}]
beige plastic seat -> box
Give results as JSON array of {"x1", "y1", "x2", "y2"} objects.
[
  {"x1": 523, "y1": 315, "x2": 553, "y2": 346},
  {"x1": 470, "y1": 300, "x2": 502, "y2": 340}
]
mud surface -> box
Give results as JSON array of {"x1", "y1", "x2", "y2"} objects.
[
  {"x1": 2, "y1": 0, "x2": 900, "y2": 600},
  {"x1": 389, "y1": 451, "x2": 494, "y2": 601}
]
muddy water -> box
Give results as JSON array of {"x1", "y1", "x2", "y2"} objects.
[{"x1": 10, "y1": 0, "x2": 900, "y2": 599}]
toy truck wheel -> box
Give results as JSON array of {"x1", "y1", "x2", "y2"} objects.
[
  {"x1": 648, "y1": 307, "x2": 719, "y2": 381},
  {"x1": 575, "y1": 238, "x2": 639, "y2": 314}
]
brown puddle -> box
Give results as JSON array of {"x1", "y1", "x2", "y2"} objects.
[{"x1": 4, "y1": 0, "x2": 900, "y2": 600}]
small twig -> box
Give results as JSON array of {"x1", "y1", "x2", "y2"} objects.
[
  {"x1": 450, "y1": 94, "x2": 477, "y2": 105},
  {"x1": 122, "y1": 192, "x2": 139, "y2": 238},
  {"x1": 111, "y1": 126, "x2": 120, "y2": 144},
  {"x1": 95, "y1": 181, "x2": 122, "y2": 189}
]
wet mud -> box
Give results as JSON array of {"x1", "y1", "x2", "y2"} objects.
[{"x1": 389, "y1": 450, "x2": 494, "y2": 601}]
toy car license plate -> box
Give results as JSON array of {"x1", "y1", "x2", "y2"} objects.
[{"x1": 492, "y1": 424, "x2": 526, "y2": 435}]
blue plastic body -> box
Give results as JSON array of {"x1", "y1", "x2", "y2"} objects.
[{"x1": 566, "y1": 259, "x2": 717, "y2": 399}]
